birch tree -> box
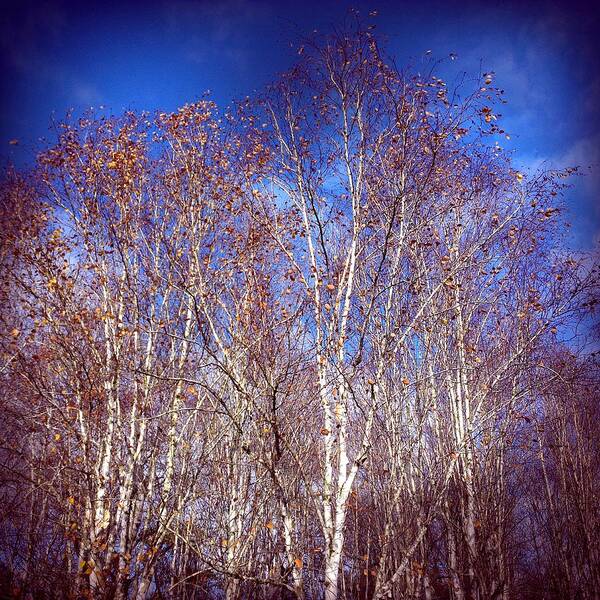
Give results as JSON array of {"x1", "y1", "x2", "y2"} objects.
[{"x1": 0, "y1": 21, "x2": 598, "y2": 600}]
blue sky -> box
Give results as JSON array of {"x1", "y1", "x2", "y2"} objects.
[{"x1": 2, "y1": 0, "x2": 599, "y2": 249}]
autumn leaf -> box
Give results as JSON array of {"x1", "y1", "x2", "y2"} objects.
[{"x1": 294, "y1": 557, "x2": 303, "y2": 569}]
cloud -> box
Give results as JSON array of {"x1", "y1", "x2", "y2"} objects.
[
  {"x1": 71, "y1": 82, "x2": 102, "y2": 106},
  {"x1": 551, "y1": 135, "x2": 600, "y2": 249},
  {"x1": 162, "y1": 0, "x2": 274, "y2": 71},
  {"x1": 558, "y1": 136, "x2": 600, "y2": 173}
]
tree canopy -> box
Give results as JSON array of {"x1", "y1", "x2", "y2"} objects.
[{"x1": 0, "y1": 24, "x2": 598, "y2": 600}]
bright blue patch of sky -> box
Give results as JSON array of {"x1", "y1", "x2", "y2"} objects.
[{"x1": 2, "y1": 0, "x2": 598, "y2": 249}]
